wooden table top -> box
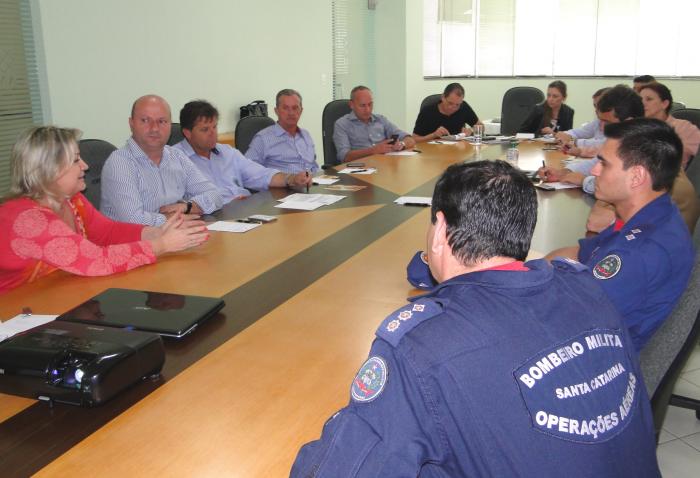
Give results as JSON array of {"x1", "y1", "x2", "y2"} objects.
[{"x1": 0, "y1": 141, "x2": 593, "y2": 477}]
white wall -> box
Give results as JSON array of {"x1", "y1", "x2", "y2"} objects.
[
  {"x1": 32, "y1": 0, "x2": 700, "y2": 151},
  {"x1": 36, "y1": 0, "x2": 333, "y2": 149}
]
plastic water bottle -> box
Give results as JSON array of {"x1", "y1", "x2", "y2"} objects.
[{"x1": 506, "y1": 140, "x2": 519, "y2": 166}]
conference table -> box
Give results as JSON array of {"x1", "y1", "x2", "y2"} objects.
[{"x1": 0, "y1": 140, "x2": 594, "y2": 477}]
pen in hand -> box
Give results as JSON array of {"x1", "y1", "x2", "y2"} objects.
[{"x1": 305, "y1": 170, "x2": 309, "y2": 193}]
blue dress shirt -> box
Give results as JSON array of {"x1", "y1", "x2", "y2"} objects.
[
  {"x1": 245, "y1": 123, "x2": 318, "y2": 174},
  {"x1": 333, "y1": 111, "x2": 409, "y2": 163},
  {"x1": 100, "y1": 138, "x2": 222, "y2": 226},
  {"x1": 174, "y1": 140, "x2": 279, "y2": 204},
  {"x1": 578, "y1": 194, "x2": 694, "y2": 351}
]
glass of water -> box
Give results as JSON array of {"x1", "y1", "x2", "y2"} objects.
[{"x1": 473, "y1": 124, "x2": 484, "y2": 145}]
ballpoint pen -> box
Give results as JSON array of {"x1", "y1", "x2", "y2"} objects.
[{"x1": 305, "y1": 170, "x2": 309, "y2": 193}]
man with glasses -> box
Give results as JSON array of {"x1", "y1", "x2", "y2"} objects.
[
  {"x1": 333, "y1": 85, "x2": 416, "y2": 164},
  {"x1": 101, "y1": 95, "x2": 222, "y2": 226},
  {"x1": 412, "y1": 82, "x2": 482, "y2": 142},
  {"x1": 245, "y1": 89, "x2": 318, "y2": 174}
]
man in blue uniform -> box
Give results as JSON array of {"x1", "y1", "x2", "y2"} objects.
[
  {"x1": 548, "y1": 119, "x2": 694, "y2": 352},
  {"x1": 292, "y1": 161, "x2": 659, "y2": 477}
]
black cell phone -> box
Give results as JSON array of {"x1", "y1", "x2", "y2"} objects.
[
  {"x1": 347, "y1": 162, "x2": 365, "y2": 168},
  {"x1": 388, "y1": 134, "x2": 399, "y2": 145}
]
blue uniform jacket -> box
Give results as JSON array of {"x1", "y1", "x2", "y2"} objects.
[
  {"x1": 578, "y1": 194, "x2": 694, "y2": 351},
  {"x1": 292, "y1": 259, "x2": 659, "y2": 477}
]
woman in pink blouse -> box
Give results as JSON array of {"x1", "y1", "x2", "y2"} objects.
[
  {"x1": 0, "y1": 126, "x2": 209, "y2": 294},
  {"x1": 639, "y1": 82, "x2": 700, "y2": 168}
]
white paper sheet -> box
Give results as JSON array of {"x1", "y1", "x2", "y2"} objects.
[
  {"x1": 535, "y1": 182, "x2": 581, "y2": 190},
  {"x1": 385, "y1": 150, "x2": 419, "y2": 156},
  {"x1": 394, "y1": 196, "x2": 432, "y2": 206},
  {"x1": 0, "y1": 314, "x2": 57, "y2": 342},
  {"x1": 312, "y1": 176, "x2": 340, "y2": 185},
  {"x1": 207, "y1": 221, "x2": 261, "y2": 233},
  {"x1": 338, "y1": 167, "x2": 377, "y2": 174}
]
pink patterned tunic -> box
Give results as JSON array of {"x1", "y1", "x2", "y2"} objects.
[{"x1": 0, "y1": 193, "x2": 155, "y2": 294}]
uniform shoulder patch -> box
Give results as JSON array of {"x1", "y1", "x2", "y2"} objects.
[
  {"x1": 351, "y1": 356, "x2": 388, "y2": 403},
  {"x1": 592, "y1": 254, "x2": 622, "y2": 280},
  {"x1": 376, "y1": 298, "x2": 444, "y2": 347},
  {"x1": 551, "y1": 257, "x2": 589, "y2": 273}
]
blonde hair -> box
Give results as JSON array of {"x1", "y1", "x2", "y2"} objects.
[{"x1": 6, "y1": 126, "x2": 82, "y2": 210}]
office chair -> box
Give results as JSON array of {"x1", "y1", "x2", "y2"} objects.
[
  {"x1": 167, "y1": 122, "x2": 185, "y2": 146},
  {"x1": 234, "y1": 116, "x2": 275, "y2": 155},
  {"x1": 419, "y1": 94, "x2": 442, "y2": 112},
  {"x1": 672, "y1": 108, "x2": 700, "y2": 131},
  {"x1": 640, "y1": 218, "x2": 700, "y2": 441},
  {"x1": 670, "y1": 102, "x2": 687, "y2": 114},
  {"x1": 500, "y1": 87, "x2": 544, "y2": 136},
  {"x1": 78, "y1": 139, "x2": 117, "y2": 209},
  {"x1": 322, "y1": 99, "x2": 351, "y2": 167}
]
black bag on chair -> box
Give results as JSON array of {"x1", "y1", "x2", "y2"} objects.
[{"x1": 240, "y1": 100, "x2": 268, "y2": 119}]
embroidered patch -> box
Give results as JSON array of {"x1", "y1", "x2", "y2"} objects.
[
  {"x1": 412, "y1": 304, "x2": 425, "y2": 312},
  {"x1": 351, "y1": 356, "x2": 388, "y2": 403},
  {"x1": 625, "y1": 234, "x2": 635, "y2": 241},
  {"x1": 631, "y1": 228, "x2": 641, "y2": 234},
  {"x1": 386, "y1": 320, "x2": 400, "y2": 332},
  {"x1": 398, "y1": 310, "x2": 412, "y2": 321},
  {"x1": 593, "y1": 254, "x2": 622, "y2": 280}
]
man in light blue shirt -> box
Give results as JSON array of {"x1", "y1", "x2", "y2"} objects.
[
  {"x1": 101, "y1": 95, "x2": 223, "y2": 226},
  {"x1": 333, "y1": 85, "x2": 416, "y2": 164},
  {"x1": 555, "y1": 87, "x2": 610, "y2": 150},
  {"x1": 245, "y1": 89, "x2": 318, "y2": 174},
  {"x1": 174, "y1": 100, "x2": 311, "y2": 204}
]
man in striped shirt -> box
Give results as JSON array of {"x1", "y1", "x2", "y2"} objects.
[
  {"x1": 100, "y1": 95, "x2": 222, "y2": 226},
  {"x1": 245, "y1": 89, "x2": 319, "y2": 174}
]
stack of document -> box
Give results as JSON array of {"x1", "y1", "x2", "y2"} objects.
[{"x1": 275, "y1": 193, "x2": 346, "y2": 211}]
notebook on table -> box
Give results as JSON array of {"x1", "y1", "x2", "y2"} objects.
[{"x1": 56, "y1": 288, "x2": 225, "y2": 338}]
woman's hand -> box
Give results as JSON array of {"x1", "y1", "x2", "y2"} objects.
[{"x1": 149, "y1": 213, "x2": 209, "y2": 255}]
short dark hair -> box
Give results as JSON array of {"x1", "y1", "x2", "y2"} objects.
[
  {"x1": 430, "y1": 160, "x2": 537, "y2": 265},
  {"x1": 443, "y1": 82, "x2": 465, "y2": 97},
  {"x1": 633, "y1": 75, "x2": 656, "y2": 84},
  {"x1": 179, "y1": 100, "x2": 219, "y2": 131},
  {"x1": 593, "y1": 87, "x2": 611, "y2": 99},
  {"x1": 639, "y1": 82, "x2": 673, "y2": 114},
  {"x1": 276, "y1": 88, "x2": 303, "y2": 107},
  {"x1": 597, "y1": 85, "x2": 644, "y2": 121},
  {"x1": 603, "y1": 118, "x2": 682, "y2": 192}
]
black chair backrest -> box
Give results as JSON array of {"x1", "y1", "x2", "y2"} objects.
[
  {"x1": 322, "y1": 99, "x2": 351, "y2": 166},
  {"x1": 500, "y1": 87, "x2": 544, "y2": 136},
  {"x1": 420, "y1": 94, "x2": 442, "y2": 112},
  {"x1": 234, "y1": 116, "x2": 275, "y2": 155},
  {"x1": 640, "y1": 219, "x2": 700, "y2": 434},
  {"x1": 672, "y1": 108, "x2": 700, "y2": 131},
  {"x1": 670, "y1": 102, "x2": 687, "y2": 114},
  {"x1": 167, "y1": 122, "x2": 185, "y2": 146},
  {"x1": 78, "y1": 139, "x2": 117, "y2": 209}
]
